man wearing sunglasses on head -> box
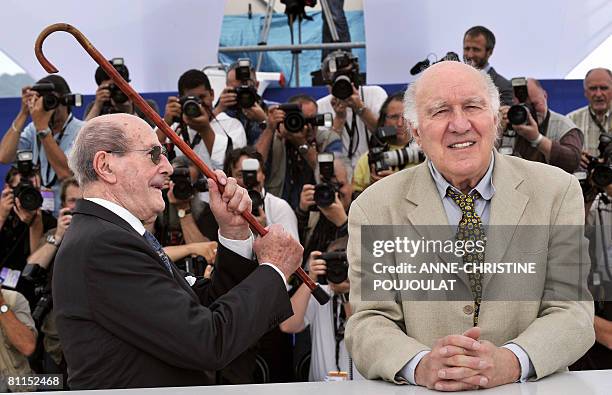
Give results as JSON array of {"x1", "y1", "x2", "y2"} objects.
[{"x1": 52, "y1": 113, "x2": 303, "y2": 389}]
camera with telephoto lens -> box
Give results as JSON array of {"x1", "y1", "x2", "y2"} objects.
[
  {"x1": 507, "y1": 77, "x2": 537, "y2": 127},
  {"x1": 575, "y1": 133, "x2": 612, "y2": 202},
  {"x1": 232, "y1": 58, "x2": 258, "y2": 109},
  {"x1": 319, "y1": 249, "x2": 348, "y2": 284},
  {"x1": 368, "y1": 126, "x2": 424, "y2": 173},
  {"x1": 325, "y1": 51, "x2": 361, "y2": 100},
  {"x1": 31, "y1": 83, "x2": 82, "y2": 111},
  {"x1": 22, "y1": 263, "x2": 52, "y2": 326},
  {"x1": 278, "y1": 103, "x2": 333, "y2": 133},
  {"x1": 170, "y1": 166, "x2": 208, "y2": 201},
  {"x1": 241, "y1": 158, "x2": 264, "y2": 217},
  {"x1": 313, "y1": 153, "x2": 340, "y2": 208},
  {"x1": 13, "y1": 150, "x2": 43, "y2": 211},
  {"x1": 179, "y1": 96, "x2": 203, "y2": 118}
]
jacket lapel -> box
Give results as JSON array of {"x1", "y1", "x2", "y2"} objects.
[
  {"x1": 482, "y1": 152, "x2": 529, "y2": 292},
  {"x1": 404, "y1": 163, "x2": 471, "y2": 290}
]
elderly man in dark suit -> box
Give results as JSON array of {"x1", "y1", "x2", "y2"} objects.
[
  {"x1": 463, "y1": 25, "x2": 513, "y2": 106},
  {"x1": 53, "y1": 113, "x2": 303, "y2": 389}
]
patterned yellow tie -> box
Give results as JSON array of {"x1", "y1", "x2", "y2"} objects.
[{"x1": 446, "y1": 187, "x2": 486, "y2": 326}]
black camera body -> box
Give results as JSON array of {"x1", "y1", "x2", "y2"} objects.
[
  {"x1": 241, "y1": 158, "x2": 264, "y2": 217},
  {"x1": 14, "y1": 150, "x2": 43, "y2": 211},
  {"x1": 410, "y1": 52, "x2": 460, "y2": 75},
  {"x1": 31, "y1": 83, "x2": 82, "y2": 111},
  {"x1": 170, "y1": 166, "x2": 208, "y2": 201},
  {"x1": 107, "y1": 83, "x2": 129, "y2": 104},
  {"x1": 278, "y1": 103, "x2": 333, "y2": 133},
  {"x1": 319, "y1": 250, "x2": 348, "y2": 284},
  {"x1": 22, "y1": 263, "x2": 52, "y2": 326},
  {"x1": 325, "y1": 52, "x2": 361, "y2": 100},
  {"x1": 179, "y1": 96, "x2": 203, "y2": 118},
  {"x1": 232, "y1": 58, "x2": 258, "y2": 109},
  {"x1": 507, "y1": 77, "x2": 537, "y2": 127},
  {"x1": 577, "y1": 133, "x2": 612, "y2": 201},
  {"x1": 314, "y1": 153, "x2": 339, "y2": 208},
  {"x1": 368, "y1": 127, "x2": 424, "y2": 172}
]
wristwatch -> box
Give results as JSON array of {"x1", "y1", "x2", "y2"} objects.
[
  {"x1": 37, "y1": 127, "x2": 52, "y2": 138},
  {"x1": 355, "y1": 105, "x2": 366, "y2": 116},
  {"x1": 0, "y1": 305, "x2": 9, "y2": 314},
  {"x1": 46, "y1": 234, "x2": 60, "y2": 247},
  {"x1": 529, "y1": 133, "x2": 544, "y2": 147},
  {"x1": 298, "y1": 143, "x2": 310, "y2": 155},
  {"x1": 177, "y1": 208, "x2": 192, "y2": 218}
]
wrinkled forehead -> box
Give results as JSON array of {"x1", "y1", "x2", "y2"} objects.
[
  {"x1": 416, "y1": 75, "x2": 489, "y2": 111},
  {"x1": 122, "y1": 118, "x2": 157, "y2": 146}
]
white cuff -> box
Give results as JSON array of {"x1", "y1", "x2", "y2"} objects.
[
  {"x1": 217, "y1": 230, "x2": 254, "y2": 260},
  {"x1": 502, "y1": 343, "x2": 534, "y2": 382},
  {"x1": 398, "y1": 351, "x2": 429, "y2": 385}
]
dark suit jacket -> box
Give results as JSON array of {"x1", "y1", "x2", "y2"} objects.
[
  {"x1": 488, "y1": 66, "x2": 513, "y2": 106},
  {"x1": 53, "y1": 199, "x2": 292, "y2": 389}
]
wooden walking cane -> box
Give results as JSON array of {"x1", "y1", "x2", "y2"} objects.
[{"x1": 34, "y1": 23, "x2": 330, "y2": 305}]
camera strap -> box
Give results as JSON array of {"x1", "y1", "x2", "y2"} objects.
[
  {"x1": 179, "y1": 122, "x2": 201, "y2": 149},
  {"x1": 344, "y1": 112, "x2": 359, "y2": 159},
  {"x1": 36, "y1": 114, "x2": 73, "y2": 188},
  {"x1": 589, "y1": 109, "x2": 609, "y2": 135},
  {"x1": 332, "y1": 294, "x2": 347, "y2": 373}
]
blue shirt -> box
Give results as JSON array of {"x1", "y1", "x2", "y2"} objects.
[
  {"x1": 19, "y1": 114, "x2": 84, "y2": 216},
  {"x1": 427, "y1": 153, "x2": 495, "y2": 228}
]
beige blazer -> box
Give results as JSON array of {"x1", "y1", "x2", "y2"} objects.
[{"x1": 345, "y1": 151, "x2": 595, "y2": 383}]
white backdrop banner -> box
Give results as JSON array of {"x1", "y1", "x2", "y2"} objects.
[
  {"x1": 0, "y1": 0, "x2": 224, "y2": 93},
  {"x1": 363, "y1": 0, "x2": 612, "y2": 84}
]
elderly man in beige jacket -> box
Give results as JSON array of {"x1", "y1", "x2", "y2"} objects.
[{"x1": 345, "y1": 61, "x2": 594, "y2": 391}]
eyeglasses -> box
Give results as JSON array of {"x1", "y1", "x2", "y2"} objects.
[{"x1": 106, "y1": 145, "x2": 168, "y2": 165}]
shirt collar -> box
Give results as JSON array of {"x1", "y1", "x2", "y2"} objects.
[
  {"x1": 428, "y1": 152, "x2": 495, "y2": 200},
  {"x1": 482, "y1": 63, "x2": 492, "y2": 73},
  {"x1": 588, "y1": 106, "x2": 611, "y2": 121},
  {"x1": 85, "y1": 197, "x2": 146, "y2": 236}
]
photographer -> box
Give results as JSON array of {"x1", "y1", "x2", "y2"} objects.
[
  {"x1": 0, "y1": 166, "x2": 56, "y2": 306},
  {"x1": 316, "y1": 50, "x2": 387, "y2": 177},
  {"x1": 0, "y1": 75, "x2": 84, "y2": 216},
  {"x1": 158, "y1": 69, "x2": 246, "y2": 171},
  {"x1": 25, "y1": 177, "x2": 80, "y2": 381},
  {"x1": 154, "y1": 156, "x2": 219, "y2": 248},
  {"x1": 84, "y1": 58, "x2": 160, "y2": 126},
  {"x1": 0, "y1": 288, "x2": 37, "y2": 392},
  {"x1": 297, "y1": 156, "x2": 352, "y2": 259},
  {"x1": 280, "y1": 237, "x2": 363, "y2": 381},
  {"x1": 567, "y1": 68, "x2": 612, "y2": 165},
  {"x1": 224, "y1": 146, "x2": 299, "y2": 241},
  {"x1": 214, "y1": 59, "x2": 267, "y2": 145},
  {"x1": 501, "y1": 78, "x2": 583, "y2": 173},
  {"x1": 352, "y1": 92, "x2": 422, "y2": 194},
  {"x1": 256, "y1": 94, "x2": 341, "y2": 210}
]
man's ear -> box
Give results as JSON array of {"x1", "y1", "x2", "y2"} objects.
[
  {"x1": 411, "y1": 125, "x2": 422, "y2": 145},
  {"x1": 92, "y1": 151, "x2": 117, "y2": 184}
]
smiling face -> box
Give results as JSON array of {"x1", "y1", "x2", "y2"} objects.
[
  {"x1": 413, "y1": 62, "x2": 497, "y2": 190},
  {"x1": 109, "y1": 117, "x2": 173, "y2": 221}
]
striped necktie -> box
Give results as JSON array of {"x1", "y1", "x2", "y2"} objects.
[{"x1": 143, "y1": 231, "x2": 174, "y2": 277}]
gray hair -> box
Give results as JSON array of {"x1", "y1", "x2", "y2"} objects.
[
  {"x1": 583, "y1": 68, "x2": 612, "y2": 89},
  {"x1": 68, "y1": 118, "x2": 130, "y2": 186},
  {"x1": 403, "y1": 66, "x2": 501, "y2": 130}
]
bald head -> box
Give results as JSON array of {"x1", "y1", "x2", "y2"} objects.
[
  {"x1": 583, "y1": 68, "x2": 612, "y2": 115},
  {"x1": 69, "y1": 114, "x2": 151, "y2": 186},
  {"x1": 404, "y1": 61, "x2": 500, "y2": 129}
]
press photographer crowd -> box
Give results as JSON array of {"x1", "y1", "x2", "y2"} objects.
[{"x1": 0, "y1": 21, "x2": 611, "y2": 392}]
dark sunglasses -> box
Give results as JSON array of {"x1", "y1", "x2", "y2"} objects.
[{"x1": 106, "y1": 145, "x2": 168, "y2": 165}]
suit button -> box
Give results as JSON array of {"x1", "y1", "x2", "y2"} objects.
[{"x1": 463, "y1": 305, "x2": 474, "y2": 315}]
